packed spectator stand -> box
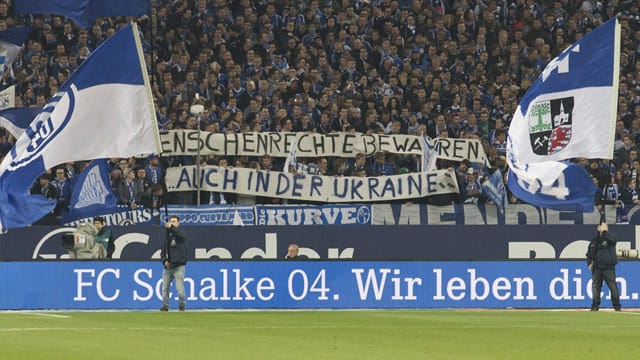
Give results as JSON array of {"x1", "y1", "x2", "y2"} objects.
[{"x1": 0, "y1": 0, "x2": 638, "y2": 219}]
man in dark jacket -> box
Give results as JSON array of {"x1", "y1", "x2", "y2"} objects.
[
  {"x1": 586, "y1": 223, "x2": 621, "y2": 311},
  {"x1": 160, "y1": 215, "x2": 187, "y2": 312}
]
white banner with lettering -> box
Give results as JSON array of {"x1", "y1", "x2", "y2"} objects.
[
  {"x1": 165, "y1": 166, "x2": 459, "y2": 202},
  {"x1": 159, "y1": 131, "x2": 487, "y2": 163}
]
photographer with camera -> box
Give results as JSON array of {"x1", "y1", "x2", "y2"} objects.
[
  {"x1": 160, "y1": 215, "x2": 187, "y2": 312},
  {"x1": 65, "y1": 221, "x2": 106, "y2": 259},
  {"x1": 586, "y1": 222, "x2": 621, "y2": 311}
]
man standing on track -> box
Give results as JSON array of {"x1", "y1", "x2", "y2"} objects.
[
  {"x1": 160, "y1": 215, "x2": 187, "y2": 312},
  {"x1": 586, "y1": 222, "x2": 621, "y2": 311}
]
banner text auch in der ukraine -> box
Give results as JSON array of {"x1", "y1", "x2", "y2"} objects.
[{"x1": 165, "y1": 166, "x2": 459, "y2": 202}]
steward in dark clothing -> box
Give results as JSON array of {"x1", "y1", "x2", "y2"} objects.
[
  {"x1": 160, "y1": 215, "x2": 187, "y2": 311},
  {"x1": 586, "y1": 223, "x2": 621, "y2": 311},
  {"x1": 161, "y1": 221, "x2": 187, "y2": 268}
]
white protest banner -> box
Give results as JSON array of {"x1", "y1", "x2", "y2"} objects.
[
  {"x1": 165, "y1": 166, "x2": 459, "y2": 203},
  {"x1": 159, "y1": 131, "x2": 487, "y2": 164}
]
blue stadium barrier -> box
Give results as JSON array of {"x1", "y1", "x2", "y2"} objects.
[{"x1": 2, "y1": 261, "x2": 638, "y2": 310}]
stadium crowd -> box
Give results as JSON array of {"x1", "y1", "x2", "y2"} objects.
[{"x1": 0, "y1": 0, "x2": 640, "y2": 217}]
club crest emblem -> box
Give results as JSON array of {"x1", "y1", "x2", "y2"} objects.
[
  {"x1": 0, "y1": 94, "x2": 10, "y2": 108},
  {"x1": 528, "y1": 97, "x2": 574, "y2": 155},
  {"x1": 7, "y1": 86, "x2": 76, "y2": 171}
]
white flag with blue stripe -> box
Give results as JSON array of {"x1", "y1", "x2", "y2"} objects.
[
  {"x1": 506, "y1": 17, "x2": 620, "y2": 212},
  {"x1": 420, "y1": 134, "x2": 438, "y2": 172},
  {"x1": 284, "y1": 136, "x2": 298, "y2": 173},
  {"x1": 0, "y1": 22, "x2": 160, "y2": 233}
]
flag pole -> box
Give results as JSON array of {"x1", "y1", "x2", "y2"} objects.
[
  {"x1": 131, "y1": 20, "x2": 167, "y2": 228},
  {"x1": 131, "y1": 20, "x2": 162, "y2": 154},
  {"x1": 190, "y1": 97, "x2": 204, "y2": 206},
  {"x1": 607, "y1": 16, "x2": 621, "y2": 157},
  {"x1": 601, "y1": 16, "x2": 622, "y2": 223}
]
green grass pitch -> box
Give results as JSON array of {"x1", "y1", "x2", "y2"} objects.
[{"x1": 0, "y1": 309, "x2": 637, "y2": 359}]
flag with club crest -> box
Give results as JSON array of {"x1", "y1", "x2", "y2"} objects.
[
  {"x1": 506, "y1": 17, "x2": 620, "y2": 212},
  {"x1": 0, "y1": 22, "x2": 160, "y2": 233}
]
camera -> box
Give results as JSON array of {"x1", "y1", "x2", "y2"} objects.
[
  {"x1": 62, "y1": 234, "x2": 74, "y2": 250},
  {"x1": 617, "y1": 249, "x2": 639, "y2": 258},
  {"x1": 190, "y1": 104, "x2": 204, "y2": 116}
]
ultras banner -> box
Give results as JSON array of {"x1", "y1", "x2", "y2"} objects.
[
  {"x1": 159, "y1": 131, "x2": 488, "y2": 163},
  {"x1": 165, "y1": 166, "x2": 459, "y2": 202}
]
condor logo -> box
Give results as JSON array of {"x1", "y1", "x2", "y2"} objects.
[{"x1": 8, "y1": 85, "x2": 77, "y2": 171}]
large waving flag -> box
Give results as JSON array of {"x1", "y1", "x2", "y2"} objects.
[
  {"x1": 64, "y1": 159, "x2": 118, "y2": 223},
  {"x1": 0, "y1": 26, "x2": 30, "y2": 78},
  {"x1": 0, "y1": 107, "x2": 40, "y2": 138},
  {"x1": 0, "y1": 22, "x2": 160, "y2": 233},
  {"x1": 15, "y1": 0, "x2": 150, "y2": 29},
  {"x1": 506, "y1": 17, "x2": 620, "y2": 212}
]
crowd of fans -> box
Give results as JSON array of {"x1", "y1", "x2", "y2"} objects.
[{"x1": 1, "y1": 0, "x2": 640, "y2": 215}]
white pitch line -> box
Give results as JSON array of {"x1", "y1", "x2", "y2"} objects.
[
  {"x1": 0, "y1": 328, "x2": 72, "y2": 332},
  {"x1": 0, "y1": 325, "x2": 363, "y2": 333},
  {"x1": 14, "y1": 312, "x2": 70, "y2": 319},
  {"x1": 0, "y1": 327, "x2": 184, "y2": 332}
]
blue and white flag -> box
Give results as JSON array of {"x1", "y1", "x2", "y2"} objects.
[
  {"x1": 283, "y1": 137, "x2": 298, "y2": 173},
  {"x1": 233, "y1": 208, "x2": 245, "y2": 227},
  {"x1": 0, "y1": 85, "x2": 15, "y2": 110},
  {"x1": 481, "y1": 169, "x2": 507, "y2": 215},
  {"x1": 15, "y1": 0, "x2": 150, "y2": 29},
  {"x1": 0, "y1": 107, "x2": 40, "y2": 138},
  {"x1": 0, "y1": 22, "x2": 160, "y2": 233},
  {"x1": 506, "y1": 17, "x2": 620, "y2": 212},
  {"x1": 0, "y1": 49, "x2": 7, "y2": 77},
  {"x1": 420, "y1": 134, "x2": 438, "y2": 172},
  {"x1": 0, "y1": 26, "x2": 30, "y2": 78},
  {"x1": 64, "y1": 159, "x2": 117, "y2": 223}
]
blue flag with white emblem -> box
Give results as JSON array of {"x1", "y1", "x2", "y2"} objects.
[
  {"x1": 506, "y1": 17, "x2": 620, "y2": 212},
  {"x1": 64, "y1": 159, "x2": 117, "y2": 223},
  {"x1": 0, "y1": 22, "x2": 160, "y2": 233},
  {"x1": 482, "y1": 169, "x2": 507, "y2": 215},
  {"x1": 0, "y1": 26, "x2": 30, "y2": 78}
]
